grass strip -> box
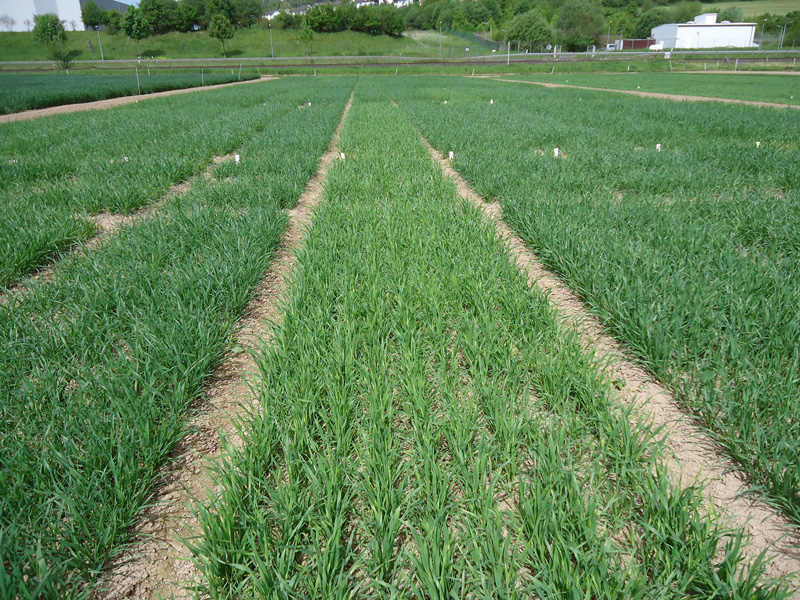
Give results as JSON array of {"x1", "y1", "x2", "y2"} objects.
[
  {"x1": 0, "y1": 71, "x2": 260, "y2": 115},
  {"x1": 0, "y1": 77, "x2": 354, "y2": 599},
  {"x1": 190, "y1": 80, "x2": 787, "y2": 598},
  {"x1": 388, "y1": 75, "x2": 800, "y2": 526}
]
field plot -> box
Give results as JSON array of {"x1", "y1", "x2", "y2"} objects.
[
  {"x1": 513, "y1": 72, "x2": 800, "y2": 106},
  {"x1": 0, "y1": 77, "x2": 354, "y2": 598},
  {"x1": 0, "y1": 80, "x2": 280, "y2": 288},
  {"x1": 189, "y1": 81, "x2": 786, "y2": 598},
  {"x1": 0, "y1": 72, "x2": 259, "y2": 115},
  {"x1": 388, "y1": 76, "x2": 800, "y2": 525}
]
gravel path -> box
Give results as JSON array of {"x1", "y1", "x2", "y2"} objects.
[{"x1": 494, "y1": 77, "x2": 800, "y2": 110}]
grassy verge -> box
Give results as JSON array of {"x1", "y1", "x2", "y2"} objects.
[
  {"x1": 514, "y1": 71, "x2": 800, "y2": 105},
  {"x1": 388, "y1": 75, "x2": 800, "y2": 524},
  {"x1": 702, "y1": 0, "x2": 800, "y2": 17},
  {"x1": 0, "y1": 71, "x2": 258, "y2": 114},
  {"x1": 0, "y1": 79, "x2": 279, "y2": 287},
  {"x1": 0, "y1": 77, "x2": 354, "y2": 599},
  {"x1": 190, "y1": 80, "x2": 786, "y2": 598},
  {"x1": 0, "y1": 29, "x2": 472, "y2": 62}
]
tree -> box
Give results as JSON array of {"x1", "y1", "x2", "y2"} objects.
[
  {"x1": 633, "y1": 7, "x2": 671, "y2": 39},
  {"x1": 0, "y1": 14, "x2": 16, "y2": 32},
  {"x1": 121, "y1": 7, "x2": 150, "y2": 55},
  {"x1": 557, "y1": 0, "x2": 603, "y2": 50},
  {"x1": 208, "y1": 12, "x2": 234, "y2": 57},
  {"x1": 671, "y1": 1, "x2": 703, "y2": 25},
  {"x1": 298, "y1": 19, "x2": 314, "y2": 54},
  {"x1": 307, "y1": 4, "x2": 340, "y2": 33},
  {"x1": 103, "y1": 9, "x2": 122, "y2": 34},
  {"x1": 718, "y1": 7, "x2": 743, "y2": 23},
  {"x1": 33, "y1": 13, "x2": 72, "y2": 69},
  {"x1": 34, "y1": 13, "x2": 66, "y2": 45},
  {"x1": 608, "y1": 9, "x2": 636, "y2": 40},
  {"x1": 139, "y1": 0, "x2": 180, "y2": 34},
  {"x1": 381, "y1": 6, "x2": 405, "y2": 37},
  {"x1": 24, "y1": 19, "x2": 33, "y2": 32},
  {"x1": 81, "y1": 1, "x2": 103, "y2": 30},
  {"x1": 506, "y1": 10, "x2": 553, "y2": 51},
  {"x1": 177, "y1": 3, "x2": 200, "y2": 32},
  {"x1": 234, "y1": 0, "x2": 263, "y2": 29},
  {"x1": 207, "y1": 0, "x2": 235, "y2": 25}
]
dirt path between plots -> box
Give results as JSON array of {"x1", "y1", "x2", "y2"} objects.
[
  {"x1": 418, "y1": 132, "x2": 800, "y2": 590},
  {"x1": 492, "y1": 77, "x2": 800, "y2": 110},
  {"x1": 96, "y1": 91, "x2": 354, "y2": 600},
  {"x1": 0, "y1": 151, "x2": 238, "y2": 307},
  {"x1": 0, "y1": 76, "x2": 276, "y2": 124}
]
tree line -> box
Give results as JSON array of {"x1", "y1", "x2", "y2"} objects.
[
  {"x1": 76, "y1": 0, "x2": 799, "y2": 54},
  {"x1": 81, "y1": 0, "x2": 262, "y2": 34}
]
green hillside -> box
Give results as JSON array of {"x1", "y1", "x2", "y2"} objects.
[{"x1": 0, "y1": 29, "x2": 478, "y2": 62}]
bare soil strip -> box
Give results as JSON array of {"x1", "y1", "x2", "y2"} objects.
[
  {"x1": 419, "y1": 132, "x2": 800, "y2": 588},
  {"x1": 493, "y1": 77, "x2": 800, "y2": 110},
  {"x1": 96, "y1": 91, "x2": 354, "y2": 600},
  {"x1": 0, "y1": 76, "x2": 276, "y2": 124},
  {"x1": 0, "y1": 150, "x2": 239, "y2": 307}
]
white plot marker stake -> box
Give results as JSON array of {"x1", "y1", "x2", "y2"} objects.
[
  {"x1": 656, "y1": 144, "x2": 661, "y2": 152},
  {"x1": 123, "y1": 156, "x2": 130, "y2": 162},
  {"x1": 308, "y1": 102, "x2": 312, "y2": 107},
  {"x1": 553, "y1": 147, "x2": 560, "y2": 158},
  {"x1": 340, "y1": 152, "x2": 346, "y2": 161},
  {"x1": 756, "y1": 141, "x2": 761, "y2": 148},
  {"x1": 235, "y1": 154, "x2": 240, "y2": 164},
  {"x1": 490, "y1": 99, "x2": 494, "y2": 104},
  {"x1": 444, "y1": 100, "x2": 447, "y2": 104},
  {"x1": 448, "y1": 151, "x2": 454, "y2": 161}
]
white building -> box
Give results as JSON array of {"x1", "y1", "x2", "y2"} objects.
[
  {"x1": 0, "y1": 0, "x2": 85, "y2": 32},
  {"x1": 651, "y1": 13, "x2": 757, "y2": 50}
]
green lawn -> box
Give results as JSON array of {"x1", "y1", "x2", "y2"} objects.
[
  {"x1": 702, "y1": 0, "x2": 799, "y2": 17},
  {"x1": 0, "y1": 29, "x2": 480, "y2": 62}
]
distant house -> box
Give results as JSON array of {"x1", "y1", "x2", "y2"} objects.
[{"x1": 651, "y1": 13, "x2": 757, "y2": 50}]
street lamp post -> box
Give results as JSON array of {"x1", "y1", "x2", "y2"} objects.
[
  {"x1": 780, "y1": 22, "x2": 794, "y2": 48},
  {"x1": 606, "y1": 20, "x2": 612, "y2": 47},
  {"x1": 97, "y1": 28, "x2": 104, "y2": 61},
  {"x1": 269, "y1": 22, "x2": 274, "y2": 58},
  {"x1": 439, "y1": 21, "x2": 443, "y2": 58},
  {"x1": 759, "y1": 19, "x2": 767, "y2": 49}
]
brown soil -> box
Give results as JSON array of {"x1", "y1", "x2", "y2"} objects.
[
  {"x1": 95, "y1": 91, "x2": 354, "y2": 600},
  {"x1": 0, "y1": 151, "x2": 239, "y2": 307},
  {"x1": 494, "y1": 78, "x2": 800, "y2": 110},
  {"x1": 420, "y1": 133, "x2": 800, "y2": 591},
  {"x1": 0, "y1": 77, "x2": 277, "y2": 125}
]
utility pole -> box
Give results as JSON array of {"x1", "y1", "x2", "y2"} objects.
[
  {"x1": 780, "y1": 21, "x2": 794, "y2": 48},
  {"x1": 97, "y1": 28, "x2": 104, "y2": 61},
  {"x1": 269, "y1": 22, "x2": 274, "y2": 58},
  {"x1": 439, "y1": 21, "x2": 443, "y2": 58}
]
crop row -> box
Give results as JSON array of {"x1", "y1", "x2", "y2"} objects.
[
  {"x1": 0, "y1": 79, "x2": 286, "y2": 287},
  {"x1": 388, "y1": 76, "x2": 800, "y2": 524},
  {"x1": 0, "y1": 77, "x2": 355, "y2": 599},
  {"x1": 190, "y1": 82, "x2": 784, "y2": 598},
  {"x1": 0, "y1": 71, "x2": 260, "y2": 115},
  {"x1": 515, "y1": 72, "x2": 800, "y2": 106}
]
